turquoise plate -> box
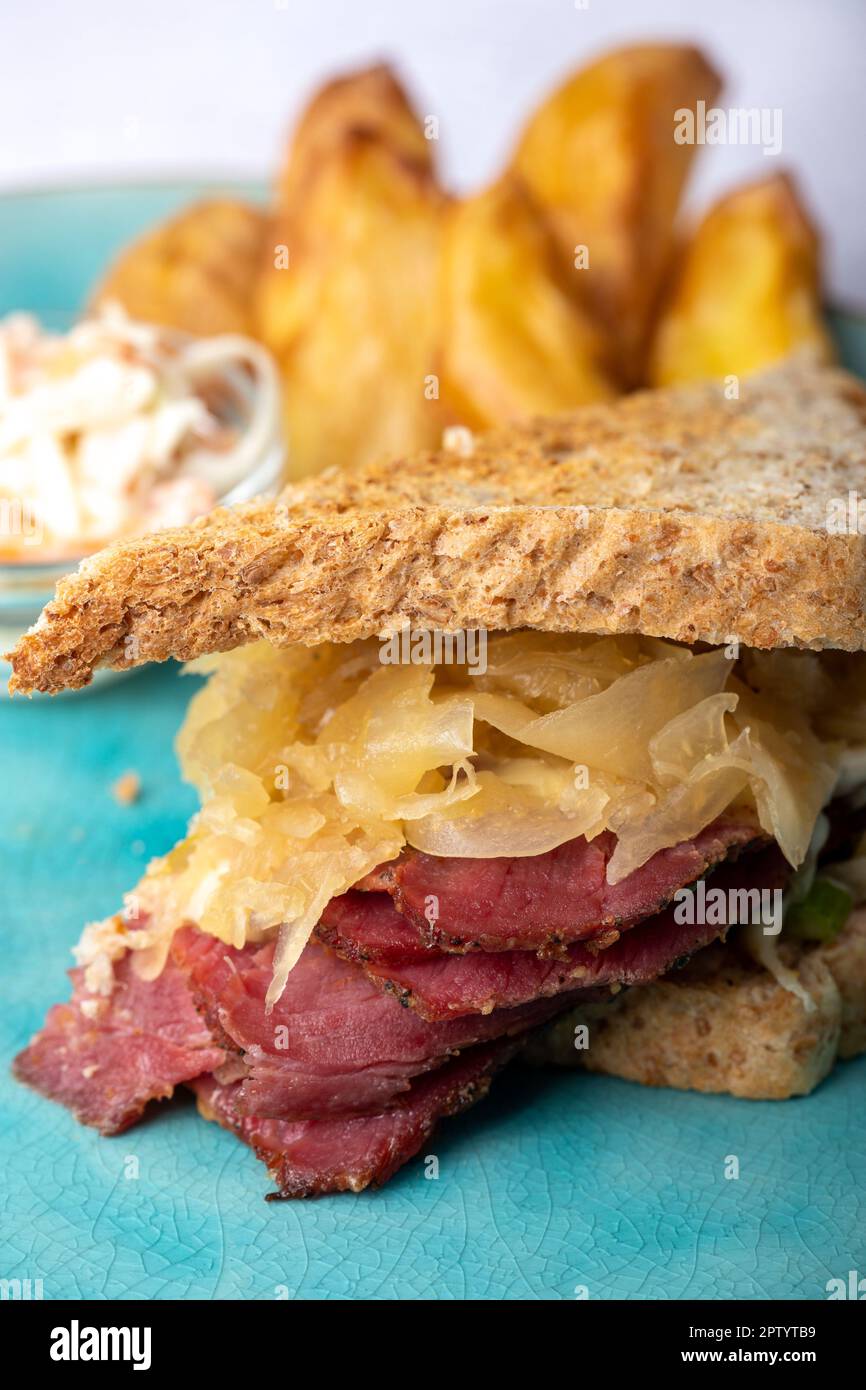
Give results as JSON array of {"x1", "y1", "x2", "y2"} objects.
[{"x1": 1, "y1": 186, "x2": 864, "y2": 1301}]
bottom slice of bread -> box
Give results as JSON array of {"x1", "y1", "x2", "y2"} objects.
[{"x1": 526, "y1": 910, "x2": 866, "y2": 1099}]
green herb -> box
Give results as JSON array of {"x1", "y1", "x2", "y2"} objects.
[{"x1": 785, "y1": 877, "x2": 853, "y2": 943}]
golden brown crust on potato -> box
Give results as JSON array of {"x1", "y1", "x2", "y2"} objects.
[
  {"x1": 257, "y1": 61, "x2": 447, "y2": 480},
  {"x1": 649, "y1": 172, "x2": 833, "y2": 386},
  {"x1": 93, "y1": 198, "x2": 266, "y2": 338},
  {"x1": 511, "y1": 43, "x2": 723, "y2": 382},
  {"x1": 8, "y1": 360, "x2": 866, "y2": 694},
  {"x1": 274, "y1": 62, "x2": 435, "y2": 208},
  {"x1": 437, "y1": 175, "x2": 618, "y2": 426},
  {"x1": 257, "y1": 127, "x2": 447, "y2": 480}
]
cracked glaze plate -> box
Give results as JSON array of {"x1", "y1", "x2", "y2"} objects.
[{"x1": 1, "y1": 186, "x2": 865, "y2": 1301}]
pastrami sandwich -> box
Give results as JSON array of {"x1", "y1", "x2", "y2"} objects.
[{"x1": 9, "y1": 359, "x2": 866, "y2": 1197}]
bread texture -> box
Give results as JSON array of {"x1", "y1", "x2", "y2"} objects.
[
  {"x1": 9, "y1": 359, "x2": 866, "y2": 695},
  {"x1": 526, "y1": 910, "x2": 866, "y2": 1100}
]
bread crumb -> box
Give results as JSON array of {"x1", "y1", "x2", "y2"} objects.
[{"x1": 112, "y1": 771, "x2": 141, "y2": 805}]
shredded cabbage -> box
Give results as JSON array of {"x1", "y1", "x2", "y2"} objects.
[
  {"x1": 79, "y1": 633, "x2": 866, "y2": 1003},
  {"x1": 741, "y1": 923, "x2": 818, "y2": 1013},
  {"x1": 0, "y1": 306, "x2": 281, "y2": 559}
]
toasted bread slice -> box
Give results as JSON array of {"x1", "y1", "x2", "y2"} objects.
[
  {"x1": 9, "y1": 359, "x2": 866, "y2": 694},
  {"x1": 526, "y1": 910, "x2": 866, "y2": 1099}
]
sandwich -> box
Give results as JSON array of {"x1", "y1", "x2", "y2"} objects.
[{"x1": 9, "y1": 359, "x2": 866, "y2": 1198}]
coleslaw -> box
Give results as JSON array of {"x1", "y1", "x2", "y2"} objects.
[{"x1": 0, "y1": 305, "x2": 282, "y2": 561}]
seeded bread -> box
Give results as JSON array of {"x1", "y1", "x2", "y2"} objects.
[
  {"x1": 526, "y1": 909, "x2": 866, "y2": 1099},
  {"x1": 9, "y1": 358, "x2": 866, "y2": 694}
]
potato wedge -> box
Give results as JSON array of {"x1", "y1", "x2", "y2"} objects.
[
  {"x1": 649, "y1": 172, "x2": 833, "y2": 385},
  {"x1": 276, "y1": 63, "x2": 434, "y2": 207},
  {"x1": 257, "y1": 130, "x2": 445, "y2": 478},
  {"x1": 439, "y1": 176, "x2": 617, "y2": 429},
  {"x1": 511, "y1": 43, "x2": 722, "y2": 382},
  {"x1": 93, "y1": 198, "x2": 265, "y2": 336}
]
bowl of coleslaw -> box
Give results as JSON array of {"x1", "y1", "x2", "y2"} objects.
[{"x1": 0, "y1": 305, "x2": 285, "y2": 691}]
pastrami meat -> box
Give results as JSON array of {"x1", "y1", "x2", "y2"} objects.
[
  {"x1": 13, "y1": 818, "x2": 776, "y2": 1196},
  {"x1": 358, "y1": 818, "x2": 760, "y2": 952},
  {"x1": 192, "y1": 1041, "x2": 519, "y2": 1199},
  {"x1": 318, "y1": 844, "x2": 788, "y2": 1019}
]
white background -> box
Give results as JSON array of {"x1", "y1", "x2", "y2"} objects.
[{"x1": 1, "y1": 0, "x2": 864, "y2": 302}]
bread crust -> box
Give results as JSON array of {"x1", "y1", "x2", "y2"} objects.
[{"x1": 9, "y1": 360, "x2": 866, "y2": 694}]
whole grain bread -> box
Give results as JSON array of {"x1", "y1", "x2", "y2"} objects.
[
  {"x1": 526, "y1": 910, "x2": 866, "y2": 1100},
  {"x1": 9, "y1": 359, "x2": 866, "y2": 694}
]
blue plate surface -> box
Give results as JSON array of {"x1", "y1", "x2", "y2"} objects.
[{"x1": 1, "y1": 186, "x2": 864, "y2": 1301}]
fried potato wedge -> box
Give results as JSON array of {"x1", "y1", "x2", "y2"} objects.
[
  {"x1": 649, "y1": 172, "x2": 833, "y2": 385},
  {"x1": 93, "y1": 198, "x2": 265, "y2": 336},
  {"x1": 511, "y1": 43, "x2": 722, "y2": 382},
  {"x1": 257, "y1": 130, "x2": 445, "y2": 478},
  {"x1": 439, "y1": 176, "x2": 617, "y2": 429},
  {"x1": 276, "y1": 63, "x2": 434, "y2": 207}
]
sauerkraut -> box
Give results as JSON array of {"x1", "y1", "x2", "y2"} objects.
[{"x1": 81, "y1": 632, "x2": 866, "y2": 1004}]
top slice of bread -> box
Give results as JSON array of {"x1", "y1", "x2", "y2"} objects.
[{"x1": 8, "y1": 359, "x2": 866, "y2": 694}]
